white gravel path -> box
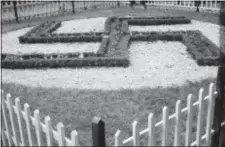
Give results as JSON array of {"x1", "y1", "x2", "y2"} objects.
[
  {"x1": 2, "y1": 27, "x2": 100, "y2": 54},
  {"x1": 53, "y1": 17, "x2": 107, "y2": 33},
  {"x1": 2, "y1": 41, "x2": 217, "y2": 90},
  {"x1": 2, "y1": 19, "x2": 221, "y2": 90}
]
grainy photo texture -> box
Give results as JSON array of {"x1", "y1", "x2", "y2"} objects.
[{"x1": 1, "y1": 0, "x2": 225, "y2": 146}]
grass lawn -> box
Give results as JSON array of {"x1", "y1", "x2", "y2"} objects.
[
  {"x1": 1, "y1": 6, "x2": 223, "y2": 146},
  {"x1": 2, "y1": 78, "x2": 216, "y2": 146}
]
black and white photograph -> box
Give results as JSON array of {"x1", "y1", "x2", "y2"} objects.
[{"x1": 1, "y1": 0, "x2": 225, "y2": 146}]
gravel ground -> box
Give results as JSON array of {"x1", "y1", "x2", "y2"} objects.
[
  {"x1": 2, "y1": 27, "x2": 101, "y2": 54},
  {"x1": 2, "y1": 19, "x2": 221, "y2": 90},
  {"x1": 2, "y1": 41, "x2": 217, "y2": 90},
  {"x1": 53, "y1": 17, "x2": 107, "y2": 33}
]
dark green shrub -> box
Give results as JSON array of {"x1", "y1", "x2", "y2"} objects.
[
  {"x1": 2, "y1": 56, "x2": 129, "y2": 69},
  {"x1": 83, "y1": 52, "x2": 97, "y2": 58},
  {"x1": 147, "y1": 35, "x2": 158, "y2": 41},
  {"x1": 97, "y1": 37, "x2": 109, "y2": 55},
  {"x1": 197, "y1": 57, "x2": 220, "y2": 66}
]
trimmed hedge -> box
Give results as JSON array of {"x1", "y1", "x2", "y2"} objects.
[
  {"x1": 119, "y1": 16, "x2": 186, "y2": 21},
  {"x1": 104, "y1": 16, "x2": 117, "y2": 34},
  {"x1": 130, "y1": 31, "x2": 183, "y2": 42},
  {"x1": 19, "y1": 34, "x2": 103, "y2": 43},
  {"x1": 128, "y1": 18, "x2": 191, "y2": 25},
  {"x1": 2, "y1": 56, "x2": 129, "y2": 69},
  {"x1": 129, "y1": 30, "x2": 222, "y2": 66},
  {"x1": 182, "y1": 31, "x2": 222, "y2": 65},
  {"x1": 19, "y1": 21, "x2": 61, "y2": 43},
  {"x1": 2, "y1": 52, "x2": 81, "y2": 61},
  {"x1": 96, "y1": 36, "x2": 109, "y2": 56},
  {"x1": 197, "y1": 57, "x2": 220, "y2": 66}
]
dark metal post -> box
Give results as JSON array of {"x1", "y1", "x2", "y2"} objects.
[
  {"x1": 92, "y1": 116, "x2": 106, "y2": 147},
  {"x1": 211, "y1": 53, "x2": 225, "y2": 147},
  {"x1": 13, "y1": 1, "x2": 19, "y2": 23},
  {"x1": 72, "y1": 1, "x2": 75, "y2": 13},
  {"x1": 117, "y1": 1, "x2": 120, "y2": 7}
]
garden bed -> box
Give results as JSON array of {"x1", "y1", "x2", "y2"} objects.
[
  {"x1": 2, "y1": 16, "x2": 223, "y2": 69},
  {"x1": 129, "y1": 30, "x2": 222, "y2": 65}
]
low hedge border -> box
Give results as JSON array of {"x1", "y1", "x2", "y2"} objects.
[
  {"x1": 130, "y1": 30, "x2": 222, "y2": 66},
  {"x1": 118, "y1": 16, "x2": 191, "y2": 25},
  {"x1": 2, "y1": 52, "x2": 81, "y2": 61},
  {"x1": 118, "y1": 16, "x2": 187, "y2": 21},
  {"x1": 2, "y1": 56, "x2": 129, "y2": 69},
  {"x1": 127, "y1": 18, "x2": 191, "y2": 25},
  {"x1": 19, "y1": 34, "x2": 103, "y2": 43}
]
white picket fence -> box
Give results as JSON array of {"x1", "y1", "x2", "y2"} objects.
[
  {"x1": 1, "y1": 83, "x2": 225, "y2": 146},
  {"x1": 148, "y1": 0, "x2": 225, "y2": 14},
  {"x1": 1, "y1": 91, "x2": 80, "y2": 146},
  {"x1": 122, "y1": 0, "x2": 225, "y2": 14},
  {"x1": 1, "y1": 1, "x2": 118, "y2": 22},
  {"x1": 114, "y1": 83, "x2": 225, "y2": 146}
]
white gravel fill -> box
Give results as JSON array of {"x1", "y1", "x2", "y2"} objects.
[
  {"x1": 2, "y1": 27, "x2": 100, "y2": 54},
  {"x1": 129, "y1": 20, "x2": 224, "y2": 48},
  {"x1": 2, "y1": 41, "x2": 217, "y2": 90},
  {"x1": 53, "y1": 17, "x2": 107, "y2": 33}
]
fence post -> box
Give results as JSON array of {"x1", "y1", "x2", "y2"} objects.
[
  {"x1": 92, "y1": 116, "x2": 106, "y2": 147},
  {"x1": 117, "y1": 1, "x2": 120, "y2": 7},
  {"x1": 13, "y1": 1, "x2": 19, "y2": 23},
  {"x1": 72, "y1": 1, "x2": 75, "y2": 13},
  {"x1": 84, "y1": 1, "x2": 86, "y2": 10},
  {"x1": 211, "y1": 52, "x2": 225, "y2": 147}
]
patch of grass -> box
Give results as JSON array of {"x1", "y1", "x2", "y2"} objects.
[{"x1": 2, "y1": 78, "x2": 217, "y2": 146}]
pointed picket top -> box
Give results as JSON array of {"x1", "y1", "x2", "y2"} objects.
[
  {"x1": 115, "y1": 130, "x2": 123, "y2": 146},
  {"x1": 185, "y1": 94, "x2": 193, "y2": 146},
  {"x1": 34, "y1": 109, "x2": 42, "y2": 146},
  {"x1": 57, "y1": 122, "x2": 65, "y2": 146},
  {"x1": 209, "y1": 83, "x2": 214, "y2": 96},
  {"x1": 71, "y1": 130, "x2": 80, "y2": 146},
  {"x1": 45, "y1": 116, "x2": 53, "y2": 146},
  {"x1": 24, "y1": 103, "x2": 33, "y2": 146},
  {"x1": 132, "y1": 120, "x2": 140, "y2": 146},
  {"x1": 162, "y1": 106, "x2": 169, "y2": 146},
  {"x1": 148, "y1": 113, "x2": 156, "y2": 146},
  {"x1": 174, "y1": 100, "x2": 181, "y2": 146},
  {"x1": 196, "y1": 88, "x2": 204, "y2": 146},
  {"x1": 15, "y1": 97, "x2": 25, "y2": 146}
]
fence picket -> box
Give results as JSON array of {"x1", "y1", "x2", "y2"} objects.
[
  {"x1": 132, "y1": 120, "x2": 140, "y2": 146},
  {"x1": 162, "y1": 107, "x2": 169, "y2": 146},
  {"x1": 205, "y1": 83, "x2": 215, "y2": 146},
  {"x1": 148, "y1": 113, "x2": 156, "y2": 146},
  {"x1": 45, "y1": 116, "x2": 53, "y2": 146},
  {"x1": 1, "y1": 123, "x2": 7, "y2": 146},
  {"x1": 1, "y1": 91, "x2": 8, "y2": 146},
  {"x1": 115, "y1": 130, "x2": 123, "y2": 146},
  {"x1": 34, "y1": 110, "x2": 42, "y2": 146},
  {"x1": 7, "y1": 94, "x2": 19, "y2": 146},
  {"x1": 196, "y1": 88, "x2": 204, "y2": 146},
  {"x1": 24, "y1": 103, "x2": 33, "y2": 146},
  {"x1": 1, "y1": 82, "x2": 219, "y2": 146},
  {"x1": 71, "y1": 130, "x2": 80, "y2": 146},
  {"x1": 174, "y1": 100, "x2": 181, "y2": 146},
  {"x1": 57, "y1": 122, "x2": 65, "y2": 146},
  {"x1": 185, "y1": 94, "x2": 193, "y2": 146},
  {"x1": 15, "y1": 98, "x2": 25, "y2": 146}
]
